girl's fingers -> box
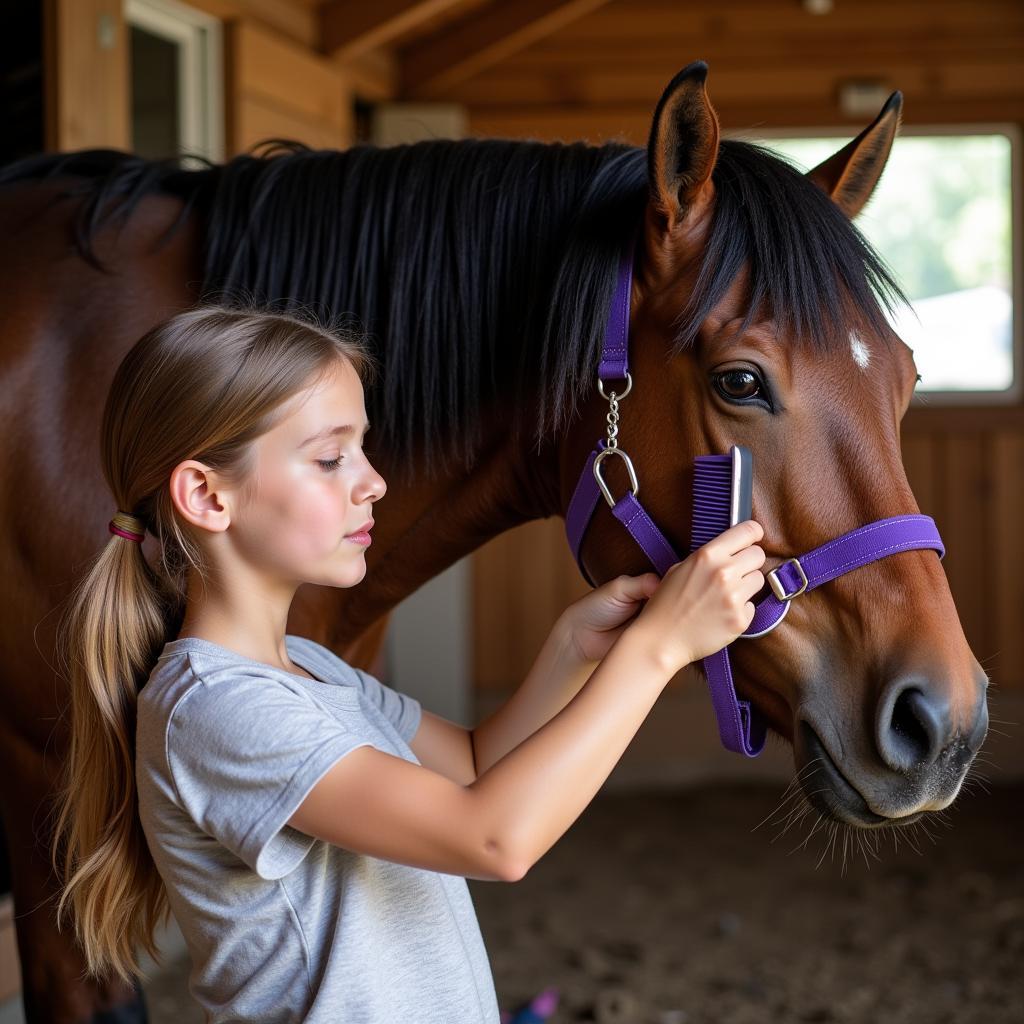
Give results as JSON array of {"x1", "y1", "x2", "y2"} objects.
[
  {"x1": 613, "y1": 573, "x2": 659, "y2": 598},
  {"x1": 742, "y1": 569, "x2": 766, "y2": 599},
  {"x1": 708, "y1": 519, "x2": 764, "y2": 557},
  {"x1": 732, "y1": 544, "x2": 766, "y2": 575}
]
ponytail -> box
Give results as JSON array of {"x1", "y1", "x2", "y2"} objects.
[
  {"x1": 51, "y1": 516, "x2": 179, "y2": 982},
  {"x1": 48, "y1": 303, "x2": 376, "y2": 982}
]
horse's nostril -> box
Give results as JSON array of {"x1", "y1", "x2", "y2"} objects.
[{"x1": 878, "y1": 684, "x2": 950, "y2": 772}]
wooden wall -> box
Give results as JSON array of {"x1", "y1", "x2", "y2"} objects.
[
  {"x1": 902, "y1": 409, "x2": 1024, "y2": 688},
  {"x1": 223, "y1": 19, "x2": 354, "y2": 152},
  {"x1": 45, "y1": 0, "x2": 357, "y2": 155},
  {"x1": 44, "y1": 0, "x2": 130, "y2": 151}
]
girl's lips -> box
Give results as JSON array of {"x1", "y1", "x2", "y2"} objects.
[
  {"x1": 345, "y1": 520, "x2": 373, "y2": 545},
  {"x1": 345, "y1": 519, "x2": 374, "y2": 537}
]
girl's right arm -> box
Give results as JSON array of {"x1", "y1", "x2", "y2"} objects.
[{"x1": 286, "y1": 520, "x2": 765, "y2": 882}]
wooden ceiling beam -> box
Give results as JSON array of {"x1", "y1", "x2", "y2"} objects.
[
  {"x1": 399, "y1": 0, "x2": 612, "y2": 98},
  {"x1": 468, "y1": 95, "x2": 1024, "y2": 145},
  {"x1": 321, "y1": 0, "x2": 466, "y2": 60},
  {"x1": 339, "y1": 48, "x2": 399, "y2": 102}
]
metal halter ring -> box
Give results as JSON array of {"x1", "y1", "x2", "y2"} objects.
[
  {"x1": 767, "y1": 557, "x2": 809, "y2": 602},
  {"x1": 597, "y1": 372, "x2": 632, "y2": 401},
  {"x1": 593, "y1": 446, "x2": 639, "y2": 508}
]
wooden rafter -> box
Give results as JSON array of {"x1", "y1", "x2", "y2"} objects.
[
  {"x1": 399, "y1": 0, "x2": 612, "y2": 98},
  {"x1": 321, "y1": 0, "x2": 468, "y2": 60}
]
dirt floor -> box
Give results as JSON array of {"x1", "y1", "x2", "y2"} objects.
[{"x1": 142, "y1": 783, "x2": 1023, "y2": 1024}]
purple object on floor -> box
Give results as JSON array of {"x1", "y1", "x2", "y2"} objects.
[{"x1": 500, "y1": 985, "x2": 560, "y2": 1023}]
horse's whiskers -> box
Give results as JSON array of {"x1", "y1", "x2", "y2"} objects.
[{"x1": 750, "y1": 760, "x2": 823, "y2": 834}]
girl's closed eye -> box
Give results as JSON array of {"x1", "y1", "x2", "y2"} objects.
[{"x1": 316, "y1": 456, "x2": 343, "y2": 472}]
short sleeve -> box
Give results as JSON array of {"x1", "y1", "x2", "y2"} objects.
[
  {"x1": 166, "y1": 674, "x2": 371, "y2": 880},
  {"x1": 351, "y1": 668, "x2": 422, "y2": 743}
]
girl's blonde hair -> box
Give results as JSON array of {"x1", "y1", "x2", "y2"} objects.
[{"x1": 50, "y1": 303, "x2": 377, "y2": 984}]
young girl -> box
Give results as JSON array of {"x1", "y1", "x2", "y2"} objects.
[{"x1": 52, "y1": 304, "x2": 765, "y2": 1023}]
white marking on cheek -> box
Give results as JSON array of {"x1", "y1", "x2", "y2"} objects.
[{"x1": 850, "y1": 332, "x2": 871, "y2": 370}]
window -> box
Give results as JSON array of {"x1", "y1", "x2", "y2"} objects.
[
  {"x1": 733, "y1": 127, "x2": 1020, "y2": 403},
  {"x1": 126, "y1": 0, "x2": 223, "y2": 165}
]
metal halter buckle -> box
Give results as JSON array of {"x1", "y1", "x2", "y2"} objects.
[
  {"x1": 593, "y1": 447, "x2": 639, "y2": 508},
  {"x1": 767, "y1": 557, "x2": 809, "y2": 602}
]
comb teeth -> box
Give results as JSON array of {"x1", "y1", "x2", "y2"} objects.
[{"x1": 691, "y1": 454, "x2": 733, "y2": 552}]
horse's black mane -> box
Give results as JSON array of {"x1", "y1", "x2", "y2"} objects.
[{"x1": 0, "y1": 136, "x2": 906, "y2": 477}]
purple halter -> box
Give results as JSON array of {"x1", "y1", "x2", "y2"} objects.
[{"x1": 565, "y1": 238, "x2": 946, "y2": 757}]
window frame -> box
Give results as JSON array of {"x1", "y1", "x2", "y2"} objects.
[{"x1": 125, "y1": 0, "x2": 224, "y2": 165}]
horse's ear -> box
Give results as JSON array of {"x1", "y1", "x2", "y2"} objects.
[
  {"x1": 805, "y1": 91, "x2": 903, "y2": 219},
  {"x1": 647, "y1": 61, "x2": 720, "y2": 231}
]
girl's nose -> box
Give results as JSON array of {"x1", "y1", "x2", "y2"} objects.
[{"x1": 363, "y1": 463, "x2": 386, "y2": 502}]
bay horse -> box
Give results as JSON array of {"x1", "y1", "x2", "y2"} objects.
[{"x1": 0, "y1": 62, "x2": 987, "y2": 1022}]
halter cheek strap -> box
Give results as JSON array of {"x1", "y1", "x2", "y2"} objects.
[{"x1": 564, "y1": 237, "x2": 946, "y2": 757}]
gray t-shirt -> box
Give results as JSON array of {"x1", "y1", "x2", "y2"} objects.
[{"x1": 136, "y1": 633, "x2": 500, "y2": 1024}]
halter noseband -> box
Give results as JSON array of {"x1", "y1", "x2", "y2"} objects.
[{"x1": 565, "y1": 238, "x2": 945, "y2": 757}]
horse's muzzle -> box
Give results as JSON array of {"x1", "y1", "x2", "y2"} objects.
[{"x1": 795, "y1": 671, "x2": 988, "y2": 829}]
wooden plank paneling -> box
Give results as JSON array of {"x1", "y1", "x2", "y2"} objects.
[
  {"x1": 546, "y1": 0, "x2": 1024, "y2": 43},
  {"x1": 472, "y1": 516, "x2": 589, "y2": 692},
  {"x1": 233, "y1": 20, "x2": 348, "y2": 127},
  {"x1": 426, "y1": 0, "x2": 1024, "y2": 143},
  {"x1": 510, "y1": 36, "x2": 1024, "y2": 69},
  {"x1": 472, "y1": 522, "x2": 521, "y2": 692},
  {"x1": 232, "y1": 96, "x2": 350, "y2": 151},
  {"x1": 432, "y1": 57, "x2": 1024, "y2": 106},
  {"x1": 226, "y1": 18, "x2": 354, "y2": 155},
  {"x1": 400, "y1": 0, "x2": 612, "y2": 96},
  {"x1": 322, "y1": 0, "x2": 471, "y2": 59},
  {"x1": 934, "y1": 435, "x2": 994, "y2": 668},
  {"x1": 0, "y1": 897, "x2": 18, "y2": 1004},
  {"x1": 470, "y1": 97, "x2": 1024, "y2": 143},
  {"x1": 991, "y1": 433, "x2": 1024, "y2": 688},
  {"x1": 43, "y1": 0, "x2": 129, "y2": 151},
  {"x1": 184, "y1": 0, "x2": 319, "y2": 48},
  {"x1": 901, "y1": 434, "x2": 938, "y2": 517}
]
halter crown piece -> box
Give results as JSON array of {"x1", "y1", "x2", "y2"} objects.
[
  {"x1": 109, "y1": 511, "x2": 146, "y2": 543},
  {"x1": 565, "y1": 235, "x2": 946, "y2": 757}
]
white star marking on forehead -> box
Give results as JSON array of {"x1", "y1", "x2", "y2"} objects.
[{"x1": 850, "y1": 332, "x2": 871, "y2": 370}]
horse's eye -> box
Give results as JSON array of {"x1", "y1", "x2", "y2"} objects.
[{"x1": 716, "y1": 369, "x2": 762, "y2": 401}]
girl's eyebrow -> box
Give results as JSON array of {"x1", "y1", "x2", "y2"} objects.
[{"x1": 298, "y1": 421, "x2": 370, "y2": 448}]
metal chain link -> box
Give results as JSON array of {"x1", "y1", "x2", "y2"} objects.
[{"x1": 605, "y1": 392, "x2": 620, "y2": 449}]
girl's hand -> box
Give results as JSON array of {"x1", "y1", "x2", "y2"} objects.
[
  {"x1": 559, "y1": 573, "x2": 661, "y2": 663},
  {"x1": 628, "y1": 520, "x2": 766, "y2": 674}
]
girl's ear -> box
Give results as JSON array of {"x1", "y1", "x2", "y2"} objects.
[
  {"x1": 646, "y1": 60, "x2": 720, "y2": 234},
  {"x1": 169, "y1": 460, "x2": 232, "y2": 534},
  {"x1": 805, "y1": 91, "x2": 902, "y2": 219}
]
